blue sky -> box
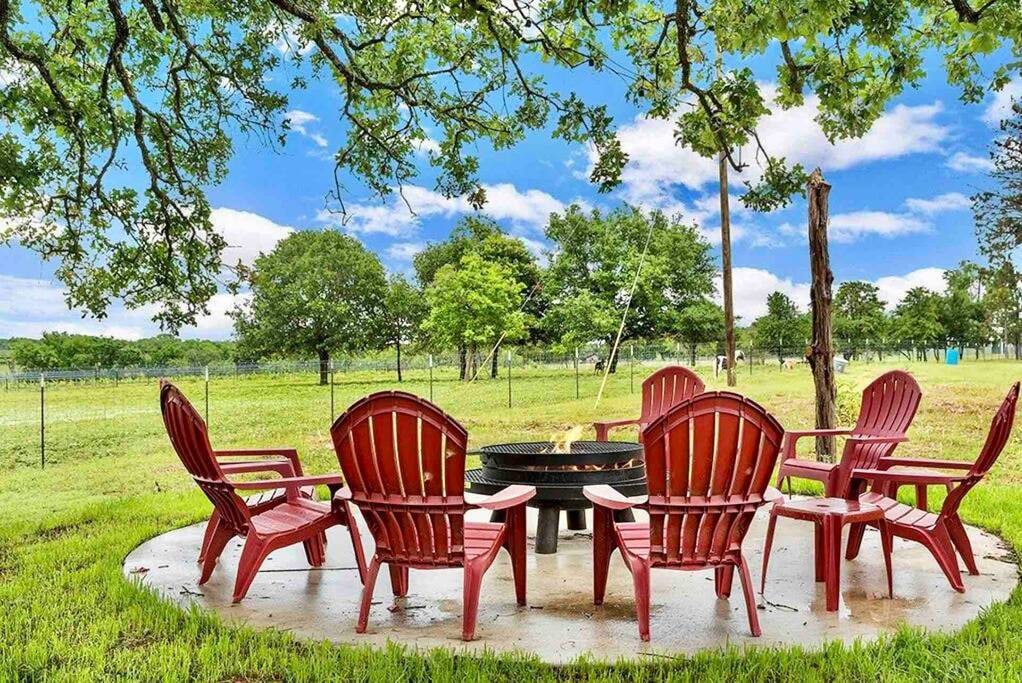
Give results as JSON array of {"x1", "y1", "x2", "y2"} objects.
[{"x1": 1, "y1": 44, "x2": 1019, "y2": 340}]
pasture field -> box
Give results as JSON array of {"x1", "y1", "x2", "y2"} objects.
[{"x1": 2, "y1": 359, "x2": 1022, "y2": 680}]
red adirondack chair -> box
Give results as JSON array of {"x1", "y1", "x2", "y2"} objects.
[
  {"x1": 593, "y1": 365, "x2": 705, "y2": 441},
  {"x1": 584, "y1": 391, "x2": 784, "y2": 640},
  {"x1": 777, "y1": 370, "x2": 921, "y2": 501},
  {"x1": 330, "y1": 391, "x2": 535, "y2": 641},
  {"x1": 160, "y1": 381, "x2": 366, "y2": 602},
  {"x1": 853, "y1": 382, "x2": 1019, "y2": 592}
]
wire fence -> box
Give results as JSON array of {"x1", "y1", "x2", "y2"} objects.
[{"x1": 2, "y1": 342, "x2": 1019, "y2": 469}]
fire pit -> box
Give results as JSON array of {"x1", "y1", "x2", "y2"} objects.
[{"x1": 467, "y1": 441, "x2": 645, "y2": 553}]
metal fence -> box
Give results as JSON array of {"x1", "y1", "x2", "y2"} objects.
[{"x1": 2, "y1": 342, "x2": 1019, "y2": 470}]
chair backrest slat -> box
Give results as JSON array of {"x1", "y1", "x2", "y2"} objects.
[
  {"x1": 639, "y1": 366, "x2": 706, "y2": 427},
  {"x1": 160, "y1": 381, "x2": 250, "y2": 534},
  {"x1": 332, "y1": 391, "x2": 469, "y2": 566},
  {"x1": 642, "y1": 392, "x2": 784, "y2": 568}
]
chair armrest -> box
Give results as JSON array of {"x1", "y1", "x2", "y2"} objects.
[
  {"x1": 878, "y1": 456, "x2": 973, "y2": 470},
  {"x1": 466, "y1": 485, "x2": 536, "y2": 510},
  {"x1": 782, "y1": 428, "x2": 854, "y2": 459},
  {"x1": 847, "y1": 435, "x2": 908, "y2": 445},
  {"x1": 215, "y1": 448, "x2": 304, "y2": 474},
  {"x1": 219, "y1": 460, "x2": 295, "y2": 477},
  {"x1": 232, "y1": 473, "x2": 343, "y2": 491},
  {"x1": 583, "y1": 484, "x2": 647, "y2": 510},
  {"x1": 593, "y1": 418, "x2": 640, "y2": 440},
  {"x1": 851, "y1": 468, "x2": 965, "y2": 487}
]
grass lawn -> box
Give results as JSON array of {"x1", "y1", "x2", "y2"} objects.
[{"x1": 2, "y1": 359, "x2": 1022, "y2": 680}]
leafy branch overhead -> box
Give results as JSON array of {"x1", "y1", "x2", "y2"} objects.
[{"x1": 1, "y1": 0, "x2": 1019, "y2": 327}]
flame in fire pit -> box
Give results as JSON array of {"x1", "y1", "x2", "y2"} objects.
[{"x1": 547, "y1": 424, "x2": 585, "y2": 454}]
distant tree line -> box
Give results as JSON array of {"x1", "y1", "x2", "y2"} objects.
[{"x1": 5, "y1": 333, "x2": 234, "y2": 371}]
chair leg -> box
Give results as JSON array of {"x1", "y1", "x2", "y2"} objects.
[
  {"x1": 389, "y1": 565, "x2": 409, "y2": 597},
  {"x1": 303, "y1": 533, "x2": 326, "y2": 567},
  {"x1": 845, "y1": 522, "x2": 867, "y2": 560},
  {"x1": 592, "y1": 505, "x2": 615, "y2": 606},
  {"x1": 915, "y1": 485, "x2": 928, "y2": 511},
  {"x1": 715, "y1": 565, "x2": 734, "y2": 598},
  {"x1": 462, "y1": 562, "x2": 486, "y2": 641},
  {"x1": 946, "y1": 515, "x2": 979, "y2": 575},
  {"x1": 761, "y1": 511, "x2": 778, "y2": 593},
  {"x1": 823, "y1": 515, "x2": 843, "y2": 611},
  {"x1": 879, "y1": 521, "x2": 894, "y2": 598},
  {"x1": 629, "y1": 560, "x2": 652, "y2": 642},
  {"x1": 341, "y1": 503, "x2": 368, "y2": 584},
  {"x1": 735, "y1": 555, "x2": 762, "y2": 637},
  {"x1": 357, "y1": 556, "x2": 383, "y2": 633},
  {"x1": 504, "y1": 505, "x2": 527, "y2": 605},
  {"x1": 198, "y1": 511, "x2": 222, "y2": 563},
  {"x1": 925, "y1": 525, "x2": 966, "y2": 593},
  {"x1": 813, "y1": 522, "x2": 825, "y2": 582},
  {"x1": 198, "y1": 523, "x2": 235, "y2": 585},
  {"x1": 233, "y1": 535, "x2": 273, "y2": 603}
]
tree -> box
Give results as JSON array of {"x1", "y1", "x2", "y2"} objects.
[
  {"x1": 420, "y1": 253, "x2": 526, "y2": 381},
  {"x1": 382, "y1": 275, "x2": 425, "y2": 382},
  {"x1": 983, "y1": 261, "x2": 1022, "y2": 359},
  {"x1": 543, "y1": 206, "x2": 715, "y2": 370},
  {"x1": 232, "y1": 231, "x2": 386, "y2": 384},
  {"x1": 414, "y1": 217, "x2": 541, "y2": 378},
  {"x1": 974, "y1": 100, "x2": 1022, "y2": 262},
  {"x1": 752, "y1": 292, "x2": 808, "y2": 363},
  {"x1": 834, "y1": 282, "x2": 887, "y2": 359},
  {"x1": 671, "y1": 300, "x2": 725, "y2": 366},
  {"x1": 891, "y1": 287, "x2": 945, "y2": 361},
  {"x1": 939, "y1": 262, "x2": 987, "y2": 357}
]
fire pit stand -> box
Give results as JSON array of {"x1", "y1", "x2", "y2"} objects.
[{"x1": 467, "y1": 441, "x2": 645, "y2": 554}]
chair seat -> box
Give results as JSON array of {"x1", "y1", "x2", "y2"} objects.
[
  {"x1": 860, "y1": 492, "x2": 940, "y2": 529},
  {"x1": 614, "y1": 521, "x2": 652, "y2": 557},
  {"x1": 244, "y1": 486, "x2": 315, "y2": 509},
  {"x1": 464, "y1": 521, "x2": 505, "y2": 560},
  {"x1": 250, "y1": 497, "x2": 332, "y2": 535},
  {"x1": 781, "y1": 459, "x2": 837, "y2": 475}
]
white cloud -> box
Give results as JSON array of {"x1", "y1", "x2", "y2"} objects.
[
  {"x1": 982, "y1": 80, "x2": 1022, "y2": 126},
  {"x1": 903, "y1": 192, "x2": 971, "y2": 216},
  {"x1": 945, "y1": 151, "x2": 994, "y2": 174},
  {"x1": 385, "y1": 241, "x2": 425, "y2": 261},
  {"x1": 284, "y1": 109, "x2": 328, "y2": 148},
  {"x1": 211, "y1": 208, "x2": 294, "y2": 266},
  {"x1": 0, "y1": 274, "x2": 243, "y2": 341},
  {"x1": 715, "y1": 267, "x2": 811, "y2": 322},
  {"x1": 828, "y1": 211, "x2": 931, "y2": 243},
  {"x1": 873, "y1": 268, "x2": 946, "y2": 308},
  {"x1": 332, "y1": 183, "x2": 569, "y2": 237}
]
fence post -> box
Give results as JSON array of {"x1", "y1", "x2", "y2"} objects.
[
  {"x1": 574, "y1": 347, "x2": 580, "y2": 400},
  {"x1": 204, "y1": 366, "x2": 210, "y2": 425},
  {"x1": 39, "y1": 373, "x2": 45, "y2": 468},
  {"x1": 428, "y1": 354, "x2": 434, "y2": 402},
  {"x1": 507, "y1": 350, "x2": 512, "y2": 409}
]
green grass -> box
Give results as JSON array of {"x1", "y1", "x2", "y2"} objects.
[{"x1": 2, "y1": 359, "x2": 1022, "y2": 680}]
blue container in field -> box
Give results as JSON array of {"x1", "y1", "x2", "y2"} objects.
[{"x1": 946, "y1": 348, "x2": 959, "y2": 365}]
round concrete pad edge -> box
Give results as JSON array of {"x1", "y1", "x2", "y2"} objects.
[{"x1": 123, "y1": 505, "x2": 1018, "y2": 664}]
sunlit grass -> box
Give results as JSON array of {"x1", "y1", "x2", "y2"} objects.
[{"x1": 2, "y1": 358, "x2": 1021, "y2": 679}]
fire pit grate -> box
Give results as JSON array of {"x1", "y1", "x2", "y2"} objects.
[{"x1": 467, "y1": 440, "x2": 646, "y2": 554}]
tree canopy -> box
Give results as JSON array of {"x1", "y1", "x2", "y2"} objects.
[
  {"x1": 232, "y1": 230, "x2": 386, "y2": 383},
  {"x1": 834, "y1": 281, "x2": 887, "y2": 358},
  {"x1": 752, "y1": 291, "x2": 809, "y2": 361}
]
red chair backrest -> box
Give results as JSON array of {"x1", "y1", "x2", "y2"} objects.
[
  {"x1": 160, "y1": 381, "x2": 250, "y2": 534},
  {"x1": 638, "y1": 366, "x2": 706, "y2": 426},
  {"x1": 837, "y1": 371, "x2": 922, "y2": 495},
  {"x1": 940, "y1": 382, "x2": 1019, "y2": 519},
  {"x1": 330, "y1": 391, "x2": 469, "y2": 567},
  {"x1": 641, "y1": 391, "x2": 784, "y2": 568}
]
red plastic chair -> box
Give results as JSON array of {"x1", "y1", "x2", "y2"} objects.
[
  {"x1": 777, "y1": 370, "x2": 921, "y2": 500},
  {"x1": 593, "y1": 365, "x2": 705, "y2": 441},
  {"x1": 160, "y1": 381, "x2": 366, "y2": 602},
  {"x1": 330, "y1": 391, "x2": 535, "y2": 641},
  {"x1": 584, "y1": 391, "x2": 785, "y2": 640},
  {"x1": 853, "y1": 382, "x2": 1019, "y2": 592}
]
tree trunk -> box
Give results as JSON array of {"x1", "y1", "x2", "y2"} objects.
[
  {"x1": 717, "y1": 78, "x2": 737, "y2": 388},
  {"x1": 395, "y1": 341, "x2": 402, "y2": 382},
  {"x1": 318, "y1": 349, "x2": 330, "y2": 386},
  {"x1": 490, "y1": 341, "x2": 500, "y2": 379},
  {"x1": 689, "y1": 342, "x2": 697, "y2": 367},
  {"x1": 464, "y1": 345, "x2": 478, "y2": 381},
  {"x1": 459, "y1": 345, "x2": 467, "y2": 380},
  {"x1": 607, "y1": 339, "x2": 620, "y2": 373},
  {"x1": 806, "y1": 169, "x2": 837, "y2": 462}
]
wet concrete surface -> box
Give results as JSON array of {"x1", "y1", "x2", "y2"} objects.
[{"x1": 124, "y1": 504, "x2": 1018, "y2": 663}]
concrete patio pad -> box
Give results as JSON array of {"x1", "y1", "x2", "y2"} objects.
[{"x1": 124, "y1": 505, "x2": 1017, "y2": 663}]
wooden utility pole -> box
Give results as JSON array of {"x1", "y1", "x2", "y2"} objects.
[
  {"x1": 717, "y1": 48, "x2": 737, "y2": 387},
  {"x1": 806, "y1": 168, "x2": 837, "y2": 460}
]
